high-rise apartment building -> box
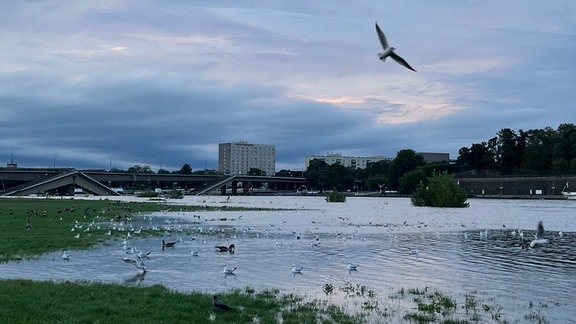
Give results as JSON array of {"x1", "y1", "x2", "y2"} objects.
[{"x1": 218, "y1": 142, "x2": 276, "y2": 176}]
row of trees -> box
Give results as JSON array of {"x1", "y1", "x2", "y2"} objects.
[
  {"x1": 108, "y1": 124, "x2": 575, "y2": 195},
  {"x1": 457, "y1": 123, "x2": 576, "y2": 174},
  {"x1": 111, "y1": 164, "x2": 218, "y2": 175},
  {"x1": 303, "y1": 149, "x2": 449, "y2": 195},
  {"x1": 303, "y1": 124, "x2": 576, "y2": 194}
]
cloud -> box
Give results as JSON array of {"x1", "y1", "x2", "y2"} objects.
[{"x1": 0, "y1": 0, "x2": 575, "y2": 172}]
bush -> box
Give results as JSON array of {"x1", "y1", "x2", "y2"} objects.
[
  {"x1": 411, "y1": 171, "x2": 469, "y2": 208},
  {"x1": 326, "y1": 191, "x2": 346, "y2": 203},
  {"x1": 165, "y1": 189, "x2": 184, "y2": 199}
]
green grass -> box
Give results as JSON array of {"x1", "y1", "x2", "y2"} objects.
[
  {"x1": 0, "y1": 280, "x2": 359, "y2": 324},
  {"x1": 0, "y1": 198, "x2": 169, "y2": 262},
  {"x1": 0, "y1": 197, "x2": 279, "y2": 263}
]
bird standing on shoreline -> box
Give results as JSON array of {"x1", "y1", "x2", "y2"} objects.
[
  {"x1": 375, "y1": 22, "x2": 416, "y2": 72},
  {"x1": 213, "y1": 295, "x2": 235, "y2": 310}
]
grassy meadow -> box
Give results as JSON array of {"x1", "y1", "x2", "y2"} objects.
[{"x1": 0, "y1": 198, "x2": 169, "y2": 262}]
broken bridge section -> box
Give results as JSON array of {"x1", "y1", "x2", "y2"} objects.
[{"x1": 1, "y1": 170, "x2": 121, "y2": 196}]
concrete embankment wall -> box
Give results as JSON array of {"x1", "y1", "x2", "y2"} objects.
[{"x1": 456, "y1": 176, "x2": 576, "y2": 198}]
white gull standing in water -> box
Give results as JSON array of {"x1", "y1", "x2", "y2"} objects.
[
  {"x1": 291, "y1": 264, "x2": 303, "y2": 274},
  {"x1": 223, "y1": 265, "x2": 237, "y2": 275},
  {"x1": 347, "y1": 261, "x2": 359, "y2": 271}
]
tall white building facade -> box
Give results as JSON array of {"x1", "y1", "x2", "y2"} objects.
[
  {"x1": 304, "y1": 153, "x2": 389, "y2": 170},
  {"x1": 218, "y1": 142, "x2": 276, "y2": 176}
]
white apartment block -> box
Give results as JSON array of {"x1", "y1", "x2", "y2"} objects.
[
  {"x1": 304, "y1": 153, "x2": 389, "y2": 170},
  {"x1": 218, "y1": 142, "x2": 276, "y2": 176}
]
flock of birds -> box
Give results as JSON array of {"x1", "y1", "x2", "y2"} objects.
[{"x1": 52, "y1": 202, "x2": 558, "y2": 313}]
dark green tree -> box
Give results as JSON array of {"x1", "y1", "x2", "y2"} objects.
[
  {"x1": 398, "y1": 169, "x2": 428, "y2": 194},
  {"x1": 127, "y1": 165, "x2": 154, "y2": 174},
  {"x1": 388, "y1": 149, "x2": 425, "y2": 190},
  {"x1": 306, "y1": 159, "x2": 329, "y2": 192},
  {"x1": 247, "y1": 168, "x2": 264, "y2": 176},
  {"x1": 364, "y1": 175, "x2": 390, "y2": 192},
  {"x1": 325, "y1": 163, "x2": 354, "y2": 191},
  {"x1": 176, "y1": 164, "x2": 193, "y2": 174}
]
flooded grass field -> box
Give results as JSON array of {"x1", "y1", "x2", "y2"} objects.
[{"x1": 1, "y1": 196, "x2": 575, "y2": 322}]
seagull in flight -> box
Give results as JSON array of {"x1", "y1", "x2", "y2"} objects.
[
  {"x1": 122, "y1": 255, "x2": 147, "y2": 272},
  {"x1": 375, "y1": 22, "x2": 416, "y2": 72},
  {"x1": 530, "y1": 220, "x2": 549, "y2": 248}
]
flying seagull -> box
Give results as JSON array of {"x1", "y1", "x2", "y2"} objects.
[
  {"x1": 375, "y1": 22, "x2": 416, "y2": 72},
  {"x1": 122, "y1": 255, "x2": 147, "y2": 272},
  {"x1": 530, "y1": 220, "x2": 549, "y2": 247}
]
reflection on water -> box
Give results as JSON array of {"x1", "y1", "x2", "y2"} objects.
[{"x1": 1, "y1": 198, "x2": 575, "y2": 322}]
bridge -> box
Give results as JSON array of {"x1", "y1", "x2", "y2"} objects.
[{"x1": 0, "y1": 169, "x2": 306, "y2": 196}]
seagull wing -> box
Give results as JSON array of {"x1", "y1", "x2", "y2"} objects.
[
  {"x1": 375, "y1": 22, "x2": 389, "y2": 50},
  {"x1": 536, "y1": 221, "x2": 544, "y2": 239},
  {"x1": 390, "y1": 52, "x2": 417, "y2": 72}
]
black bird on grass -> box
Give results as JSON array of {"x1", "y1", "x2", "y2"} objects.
[{"x1": 213, "y1": 295, "x2": 235, "y2": 310}]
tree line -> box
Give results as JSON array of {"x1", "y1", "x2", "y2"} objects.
[
  {"x1": 457, "y1": 123, "x2": 576, "y2": 174},
  {"x1": 110, "y1": 123, "x2": 575, "y2": 194},
  {"x1": 302, "y1": 123, "x2": 576, "y2": 194}
]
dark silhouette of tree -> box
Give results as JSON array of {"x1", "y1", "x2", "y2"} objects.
[
  {"x1": 306, "y1": 159, "x2": 329, "y2": 192},
  {"x1": 176, "y1": 164, "x2": 193, "y2": 174},
  {"x1": 127, "y1": 165, "x2": 153, "y2": 174},
  {"x1": 247, "y1": 168, "x2": 264, "y2": 176},
  {"x1": 388, "y1": 149, "x2": 425, "y2": 190},
  {"x1": 456, "y1": 123, "x2": 576, "y2": 175}
]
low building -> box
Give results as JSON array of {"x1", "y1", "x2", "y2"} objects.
[
  {"x1": 416, "y1": 152, "x2": 450, "y2": 163},
  {"x1": 304, "y1": 153, "x2": 389, "y2": 170}
]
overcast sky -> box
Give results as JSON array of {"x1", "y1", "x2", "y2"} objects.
[{"x1": 1, "y1": 1, "x2": 574, "y2": 172}]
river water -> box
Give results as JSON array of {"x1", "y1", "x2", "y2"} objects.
[{"x1": 1, "y1": 196, "x2": 575, "y2": 322}]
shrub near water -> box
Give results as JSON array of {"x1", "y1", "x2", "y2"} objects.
[
  {"x1": 411, "y1": 171, "x2": 469, "y2": 208},
  {"x1": 326, "y1": 191, "x2": 346, "y2": 202}
]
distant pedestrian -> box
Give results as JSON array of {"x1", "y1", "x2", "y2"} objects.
[{"x1": 26, "y1": 220, "x2": 32, "y2": 230}]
